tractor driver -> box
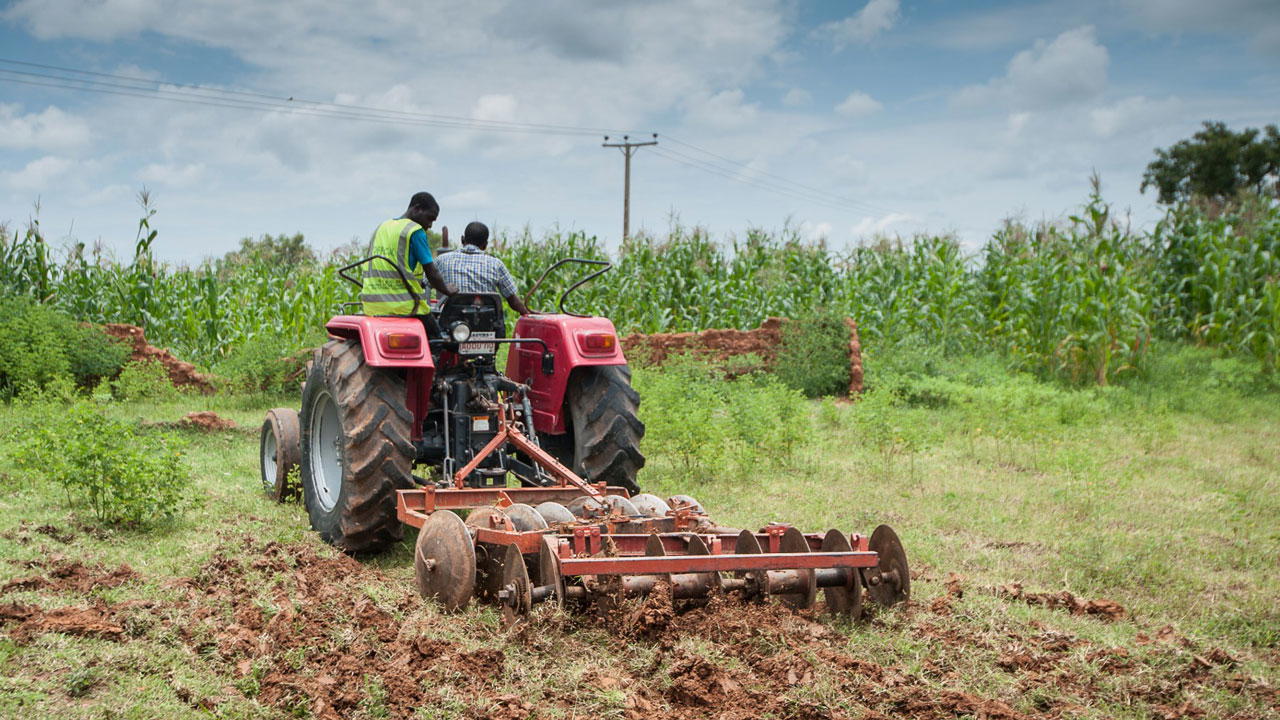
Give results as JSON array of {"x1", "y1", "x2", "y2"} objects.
[
  {"x1": 434, "y1": 221, "x2": 532, "y2": 316},
  {"x1": 360, "y1": 191, "x2": 458, "y2": 316}
]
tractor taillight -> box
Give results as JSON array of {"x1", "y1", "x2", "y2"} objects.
[
  {"x1": 379, "y1": 332, "x2": 422, "y2": 354},
  {"x1": 577, "y1": 332, "x2": 617, "y2": 355}
]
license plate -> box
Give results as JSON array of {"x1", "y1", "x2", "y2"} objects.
[{"x1": 459, "y1": 331, "x2": 496, "y2": 355}]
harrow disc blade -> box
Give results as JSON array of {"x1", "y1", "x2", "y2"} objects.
[
  {"x1": 674, "y1": 534, "x2": 721, "y2": 600},
  {"x1": 537, "y1": 535, "x2": 565, "y2": 608},
  {"x1": 567, "y1": 495, "x2": 606, "y2": 518},
  {"x1": 777, "y1": 527, "x2": 817, "y2": 610},
  {"x1": 630, "y1": 493, "x2": 671, "y2": 518},
  {"x1": 602, "y1": 495, "x2": 640, "y2": 518},
  {"x1": 414, "y1": 511, "x2": 475, "y2": 612},
  {"x1": 820, "y1": 529, "x2": 863, "y2": 620},
  {"x1": 866, "y1": 525, "x2": 910, "y2": 608},
  {"x1": 534, "y1": 501, "x2": 575, "y2": 526},
  {"x1": 497, "y1": 544, "x2": 532, "y2": 627},
  {"x1": 465, "y1": 506, "x2": 515, "y2": 532},
  {"x1": 733, "y1": 529, "x2": 765, "y2": 602},
  {"x1": 668, "y1": 495, "x2": 705, "y2": 514},
  {"x1": 505, "y1": 503, "x2": 549, "y2": 532}
]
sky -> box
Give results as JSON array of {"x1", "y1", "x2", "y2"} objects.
[{"x1": 0, "y1": 0, "x2": 1277, "y2": 263}]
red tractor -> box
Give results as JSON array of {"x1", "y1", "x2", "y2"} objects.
[{"x1": 261, "y1": 256, "x2": 909, "y2": 622}]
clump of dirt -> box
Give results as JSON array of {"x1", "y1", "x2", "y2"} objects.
[
  {"x1": 0, "y1": 521, "x2": 76, "y2": 544},
  {"x1": 1, "y1": 557, "x2": 137, "y2": 594},
  {"x1": 8, "y1": 602, "x2": 124, "y2": 643},
  {"x1": 178, "y1": 411, "x2": 237, "y2": 431},
  {"x1": 101, "y1": 323, "x2": 215, "y2": 394},
  {"x1": 621, "y1": 317, "x2": 865, "y2": 394},
  {"x1": 993, "y1": 582, "x2": 1127, "y2": 621}
]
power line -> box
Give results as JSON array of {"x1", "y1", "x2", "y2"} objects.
[
  {"x1": 650, "y1": 145, "x2": 881, "y2": 215},
  {"x1": 0, "y1": 58, "x2": 636, "y2": 137},
  {"x1": 0, "y1": 57, "x2": 897, "y2": 217},
  {"x1": 660, "y1": 135, "x2": 893, "y2": 216}
]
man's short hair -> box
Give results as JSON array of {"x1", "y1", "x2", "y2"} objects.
[
  {"x1": 408, "y1": 191, "x2": 439, "y2": 217},
  {"x1": 463, "y1": 221, "x2": 489, "y2": 249}
]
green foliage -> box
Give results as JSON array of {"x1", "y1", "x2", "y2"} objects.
[
  {"x1": 634, "y1": 358, "x2": 807, "y2": 480},
  {"x1": 10, "y1": 400, "x2": 191, "y2": 526},
  {"x1": 112, "y1": 360, "x2": 179, "y2": 401},
  {"x1": 217, "y1": 232, "x2": 314, "y2": 272},
  {"x1": 0, "y1": 298, "x2": 130, "y2": 398},
  {"x1": 775, "y1": 313, "x2": 850, "y2": 397},
  {"x1": 2, "y1": 182, "x2": 1279, "y2": 387},
  {"x1": 980, "y1": 177, "x2": 1155, "y2": 384},
  {"x1": 212, "y1": 338, "x2": 308, "y2": 395},
  {"x1": 1141, "y1": 121, "x2": 1280, "y2": 204}
]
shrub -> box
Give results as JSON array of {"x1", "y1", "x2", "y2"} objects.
[
  {"x1": 634, "y1": 357, "x2": 810, "y2": 480},
  {"x1": 112, "y1": 359, "x2": 180, "y2": 401},
  {"x1": 11, "y1": 400, "x2": 192, "y2": 526},
  {"x1": 212, "y1": 337, "x2": 309, "y2": 395},
  {"x1": 774, "y1": 313, "x2": 850, "y2": 398},
  {"x1": 0, "y1": 298, "x2": 130, "y2": 398}
]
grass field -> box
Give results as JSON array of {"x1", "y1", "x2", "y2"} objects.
[{"x1": 0, "y1": 349, "x2": 1276, "y2": 719}]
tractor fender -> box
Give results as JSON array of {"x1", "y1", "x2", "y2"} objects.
[
  {"x1": 325, "y1": 315, "x2": 436, "y2": 370},
  {"x1": 325, "y1": 315, "x2": 435, "y2": 441},
  {"x1": 506, "y1": 314, "x2": 628, "y2": 434}
]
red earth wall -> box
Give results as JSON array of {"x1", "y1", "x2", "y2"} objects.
[{"x1": 620, "y1": 317, "x2": 864, "y2": 395}]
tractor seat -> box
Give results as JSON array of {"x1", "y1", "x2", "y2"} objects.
[{"x1": 433, "y1": 292, "x2": 505, "y2": 340}]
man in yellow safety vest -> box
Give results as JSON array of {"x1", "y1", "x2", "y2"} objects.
[{"x1": 360, "y1": 192, "x2": 458, "y2": 315}]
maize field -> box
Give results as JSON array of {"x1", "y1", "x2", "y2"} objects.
[{"x1": 1, "y1": 187, "x2": 1277, "y2": 383}]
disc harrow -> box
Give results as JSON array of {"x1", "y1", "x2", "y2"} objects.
[{"x1": 400, "y1": 488, "x2": 909, "y2": 622}]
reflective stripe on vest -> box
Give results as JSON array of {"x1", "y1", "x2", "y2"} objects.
[{"x1": 361, "y1": 218, "x2": 425, "y2": 315}]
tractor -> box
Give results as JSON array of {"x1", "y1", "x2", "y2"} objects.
[{"x1": 260, "y1": 254, "x2": 909, "y2": 622}]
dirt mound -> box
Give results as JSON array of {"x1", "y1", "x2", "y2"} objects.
[
  {"x1": 8, "y1": 602, "x2": 124, "y2": 643},
  {"x1": 178, "y1": 411, "x2": 237, "y2": 431},
  {"x1": 621, "y1": 317, "x2": 865, "y2": 394},
  {"x1": 1, "y1": 557, "x2": 137, "y2": 594},
  {"x1": 994, "y1": 582, "x2": 1127, "y2": 621},
  {"x1": 101, "y1": 323, "x2": 215, "y2": 394}
]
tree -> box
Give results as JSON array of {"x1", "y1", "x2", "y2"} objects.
[
  {"x1": 1141, "y1": 121, "x2": 1280, "y2": 204},
  {"x1": 219, "y1": 233, "x2": 315, "y2": 268}
]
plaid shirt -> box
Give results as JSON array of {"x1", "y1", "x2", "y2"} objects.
[{"x1": 433, "y1": 245, "x2": 518, "y2": 299}]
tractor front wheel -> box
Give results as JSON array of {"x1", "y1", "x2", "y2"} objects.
[{"x1": 300, "y1": 340, "x2": 414, "y2": 553}]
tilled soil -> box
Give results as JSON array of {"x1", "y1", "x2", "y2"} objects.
[{"x1": 1, "y1": 536, "x2": 1276, "y2": 719}]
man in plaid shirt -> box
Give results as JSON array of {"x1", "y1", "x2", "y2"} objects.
[{"x1": 434, "y1": 222, "x2": 532, "y2": 316}]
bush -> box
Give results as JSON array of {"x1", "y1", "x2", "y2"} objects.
[
  {"x1": 11, "y1": 400, "x2": 191, "y2": 526},
  {"x1": 112, "y1": 360, "x2": 180, "y2": 401},
  {"x1": 212, "y1": 337, "x2": 309, "y2": 395},
  {"x1": 634, "y1": 357, "x2": 810, "y2": 480},
  {"x1": 0, "y1": 298, "x2": 130, "y2": 398},
  {"x1": 774, "y1": 313, "x2": 850, "y2": 398}
]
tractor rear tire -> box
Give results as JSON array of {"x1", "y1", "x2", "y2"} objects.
[
  {"x1": 564, "y1": 365, "x2": 645, "y2": 495},
  {"x1": 300, "y1": 340, "x2": 414, "y2": 553}
]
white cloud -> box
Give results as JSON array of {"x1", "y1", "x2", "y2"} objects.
[
  {"x1": 0, "y1": 105, "x2": 91, "y2": 150},
  {"x1": 781, "y1": 88, "x2": 811, "y2": 107},
  {"x1": 799, "y1": 220, "x2": 831, "y2": 240},
  {"x1": 820, "y1": 0, "x2": 900, "y2": 49},
  {"x1": 7, "y1": 155, "x2": 73, "y2": 190},
  {"x1": 684, "y1": 89, "x2": 760, "y2": 129},
  {"x1": 954, "y1": 26, "x2": 1109, "y2": 111},
  {"x1": 1122, "y1": 0, "x2": 1280, "y2": 54},
  {"x1": 1089, "y1": 96, "x2": 1181, "y2": 138},
  {"x1": 472, "y1": 94, "x2": 519, "y2": 123},
  {"x1": 138, "y1": 162, "x2": 206, "y2": 187},
  {"x1": 851, "y1": 212, "x2": 914, "y2": 237},
  {"x1": 835, "y1": 91, "x2": 883, "y2": 118},
  {"x1": 441, "y1": 189, "x2": 493, "y2": 209}
]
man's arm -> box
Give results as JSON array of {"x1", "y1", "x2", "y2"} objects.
[
  {"x1": 424, "y1": 262, "x2": 457, "y2": 297},
  {"x1": 494, "y1": 260, "x2": 531, "y2": 316},
  {"x1": 506, "y1": 293, "x2": 532, "y2": 316},
  {"x1": 410, "y1": 229, "x2": 457, "y2": 297}
]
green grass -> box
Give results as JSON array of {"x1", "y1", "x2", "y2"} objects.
[{"x1": 0, "y1": 351, "x2": 1277, "y2": 718}]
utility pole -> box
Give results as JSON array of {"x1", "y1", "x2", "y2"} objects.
[{"x1": 602, "y1": 133, "x2": 657, "y2": 242}]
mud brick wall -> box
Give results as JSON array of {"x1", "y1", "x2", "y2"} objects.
[{"x1": 620, "y1": 317, "x2": 864, "y2": 395}]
